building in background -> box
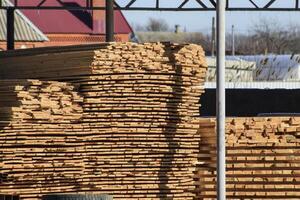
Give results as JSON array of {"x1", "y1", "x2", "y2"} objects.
[
  {"x1": 0, "y1": 0, "x2": 133, "y2": 50},
  {"x1": 0, "y1": 0, "x2": 48, "y2": 50},
  {"x1": 236, "y1": 54, "x2": 300, "y2": 81},
  {"x1": 205, "y1": 57, "x2": 256, "y2": 82},
  {"x1": 136, "y1": 31, "x2": 209, "y2": 51}
]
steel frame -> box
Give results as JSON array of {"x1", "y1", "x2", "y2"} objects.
[
  {"x1": 1, "y1": 1, "x2": 296, "y2": 200},
  {"x1": 0, "y1": 0, "x2": 300, "y2": 11}
]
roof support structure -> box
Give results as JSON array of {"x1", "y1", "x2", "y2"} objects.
[
  {"x1": 106, "y1": 0, "x2": 114, "y2": 42},
  {"x1": 6, "y1": 7, "x2": 14, "y2": 50},
  {"x1": 2, "y1": 1, "x2": 296, "y2": 200},
  {"x1": 2, "y1": 0, "x2": 300, "y2": 11},
  {"x1": 216, "y1": 1, "x2": 226, "y2": 199}
]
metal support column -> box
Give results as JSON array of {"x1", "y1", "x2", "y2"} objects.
[
  {"x1": 105, "y1": 0, "x2": 114, "y2": 42},
  {"x1": 211, "y1": 17, "x2": 215, "y2": 57},
  {"x1": 231, "y1": 25, "x2": 235, "y2": 56},
  {"x1": 6, "y1": 7, "x2": 15, "y2": 50},
  {"x1": 216, "y1": 0, "x2": 226, "y2": 199}
]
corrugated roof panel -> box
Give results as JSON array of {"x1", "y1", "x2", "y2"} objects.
[
  {"x1": 0, "y1": 11, "x2": 6, "y2": 39},
  {"x1": 0, "y1": 0, "x2": 48, "y2": 42}
]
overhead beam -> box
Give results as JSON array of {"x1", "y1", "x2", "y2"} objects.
[
  {"x1": 179, "y1": 0, "x2": 189, "y2": 9},
  {"x1": 264, "y1": 0, "x2": 277, "y2": 8},
  {"x1": 195, "y1": 0, "x2": 208, "y2": 8},
  {"x1": 1, "y1": 0, "x2": 300, "y2": 11},
  {"x1": 209, "y1": 0, "x2": 217, "y2": 7},
  {"x1": 1, "y1": 6, "x2": 300, "y2": 11},
  {"x1": 249, "y1": 0, "x2": 259, "y2": 8},
  {"x1": 125, "y1": 0, "x2": 137, "y2": 8},
  {"x1": 37, "y1": 0, "x2": 47, "y2": 7},
  {"x1": 156, "y1": 0, "x2": 159, "y2": 8}
]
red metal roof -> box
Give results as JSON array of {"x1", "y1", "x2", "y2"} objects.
[{"x1": 16, "y1": 0, "x2": 132, "y2": 34}]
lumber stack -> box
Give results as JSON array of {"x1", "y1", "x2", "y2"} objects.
[
  {"x1": 0, "y1": 80, "x2": 85, "y2": 199},
  {"x1": 2, "y1": 43, "x2": 300, "y2": 200},
  {"x1": 0, "y1": 42, "x2": 208, "y2": 200},
  {"x1": 81, "y1": 43, "x2": 206, "y2": 199},
  {"x1": 195, "y1": 117, "x2": 300, "y2": 200},
  {"x1": 0, "y1": 80, "x2": 83, "y2": 123}
]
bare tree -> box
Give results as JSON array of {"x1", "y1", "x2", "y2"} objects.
[
  {"x1": 227, "y1": 19, "x2": 299, "y2": 55},
  {"x1": 285, "y1": 24, "x2": 300, "y2": 53},
  {"x1": 133, "y1": 23, "x2": 146, "y2": 32},
  {"x1": 251, "y1": 19, "x2": 291, "y2": 54},
  {"x1": 136, "y1": 18, "x2": 300, "y2": 55},
  {"x1": 145, "y1": 18, "x2": 170, "y2": 32},
  {"x1": 232, "y1": 34, "x2": 250, "y2": 55}
]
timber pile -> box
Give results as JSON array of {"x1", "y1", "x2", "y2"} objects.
[
  {"x1": 0, "y1": 80, "x2": 85, "y2": 199},
  {"x1": 196, "y1": 117, "x2": 300, "y2": 199},
  {"x1": 0, "y1": 80, "x2": 83, "y2": 123},
  {"x1": 81, "y1": 43, "x2": 206, "y2": 199},
  {"x1": 0, "y1": 43, "x2": 208, "y2": 200}
]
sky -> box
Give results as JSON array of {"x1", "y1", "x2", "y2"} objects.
[
  {"x1": 123, "y1": 11, "x2": 300, "y2": 33},
  {"x1": 121, "y1": 0, "x2": 300, "y2": 34}
]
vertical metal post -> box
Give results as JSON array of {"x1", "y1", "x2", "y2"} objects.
[
  {"x1": 216, "y1": 0, "x2": 226, "y2": 200},
  {"x1": 211, "y1": 17, "x2": 215, "y2": 57},
  {"x1": 105, "y1": 0, "x2": 114, "y2": 42},
  {"x1": 6, "y1": 7, "x2": 15, "y2": 50},
  {"x1": 232, "y1": 25, "x2": 235, "y2": 56}
]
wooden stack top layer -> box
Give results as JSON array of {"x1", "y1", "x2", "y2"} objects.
[
  {"x1": 198, "y1": 117, "x2": 300, "y2": 145},
  {"x1": 0, "y1": 42, "x2": 207, "y2": 81}
]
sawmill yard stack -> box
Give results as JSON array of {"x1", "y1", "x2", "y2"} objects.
[{"x1": 0, "y1": 42, "x2": 207, "y2": 199}]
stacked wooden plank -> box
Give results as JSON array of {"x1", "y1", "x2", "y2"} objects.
[
  {"x1": 0, "y1": 80, "x2": 83, "y2": 123},
  {"x1": 3, "y1": 43, "x2": 300, "y2": 200},
  {"x1": 195, "y1": 117, "x2": 300, "y2": 200},
  {"x1": 0, "y1": 80, "x2": 85, "y2": 199},
  {"x1": 80, "y1": 43, "x2": 207, "y2": 199},
  {"x1": 0, "y1": 42, "x2": 208, "y2": 200}
]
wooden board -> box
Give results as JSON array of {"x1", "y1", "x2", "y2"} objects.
[{"x1": 0, "y1": 42, "x2": 207, "y2": 200}]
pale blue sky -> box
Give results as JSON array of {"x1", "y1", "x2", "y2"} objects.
[
  {"x1": 121, "y1": 0, "x2": 300, "y2": 34},
  {"x1": 123, "y1": 11, "x2": 300, "y2": 33}
]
